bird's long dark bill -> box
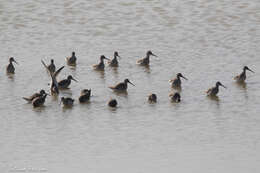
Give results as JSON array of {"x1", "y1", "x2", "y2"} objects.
[
  {"x1": 105, "y1": 57, "x2": 110, "y2": 60},
  {"x1": 72, "y1": 78, "x2": 78, "y2": 82},
  {"x1": 221, "y1": 84, "x2": 227, "y2": 89},
  {"x1": 14, "y1": 60, "x2": 19, "y2": 64},
  {"x1": 128, "y1": 81, "x2": 135, "y2": 86},
  {"x1": 248, "y1": 68, "x2": 254, "y2": 73},
  {"x1": 182, "y1": 76, "x2": 188, "y2": 80},
  {"x1": 152, "y1": 53, "x2": 157, "y2": 57}
]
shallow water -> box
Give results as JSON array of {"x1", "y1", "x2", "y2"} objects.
[{"x1": 1, "y1": 0, "x2": 260, "y2": 172}]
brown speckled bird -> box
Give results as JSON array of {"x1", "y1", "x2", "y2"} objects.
[
  {"x1": 170, "y1": 73, "x2": 188, "y2": 88},
  {"x1": 108, "y1": 99, "x2": 118, "y2": 107},
  {"x1": 66, "y1": 51, "x2": 77, "y2": 66},
  {"x1": 6, "y1": 57, "x2": 18, "y2": 74},
  {"x1": 109, "y1": 79, "x2": 135, "y2": 92},
  {"x1": 23, "y1": 89, "x2": 47, "y2": 103},
  {"x1": 206, "y1": 81, "x2": 226, "y2": 97},
  {"x1": 79, "y1": 89, "x2": 91, "y2": 103},
  {"x1": 93, "y1": 55, "x2": 110, "y2": 70},
  {"x1": 137, "y1": 50, "x2": 157, "y2": 66},
  {"x1": 108, "y1": 51, "x2": 121, "y2": 67},
  {"x1": 234, "y1": 66, "x2": 254, "y2": 83},
  {"x1": 148, "y1": 93, "x2": 157, "y2": 103}
]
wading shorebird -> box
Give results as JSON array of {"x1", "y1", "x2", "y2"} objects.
[
  {"x1": 61, "y1": 97, "x2": 74, "y2": 107},
  {"x1": 42, "y1": 60, "x2": 64, "y2": 95},
  {"x1": 108, "y1": 99, "x2": 117, "y2": 107},
  {"x1": 206, "y1": 81, "x2": 226, "y2": 97},
  {"x1": 49, "y1": 66, "x2": 64, "y2": 95},
  {"x1": 32, "y1": 93, "x2": 48, "y2": 108},
  {"x1": 79, "y1": 89, "x2": 91, "y2": 103},
  {"x1": 58, "y1": 75, "x2": 77, "y2": 89},
  {"x1": 47, "y1": 59, "x2": 56, "y2": 74},
  {"x1": 137, "y1": 50, "x2": 157, "y2": 66},
  {"x1": 23, "y1": 89, "x2": 47, "y2": 103},
  {"x1": 109, "y1": 79, "x2": 135, "y2": 92},
  {"x1": 108, "y1": 51, "x2": 121, "y2": 67},
  {"x1": 6, "y1": 57, "x2": 18, "y2": 74},
  {"x1": 148, "y1": 93, "x2": 157, "y2": 103},
  {"x1": 66, "y1": 51, "x2": 77, "y2": 66},
  {"x1": 170, "y1": 73, "x2": 188, "y2": 88},
  {"x1": 234, "y1": 66, "x2": 254, "y2": 83},
  {"x1": 93, "y1": 55, "x2": 110, "y2": 70},
  {"x1": 169, "y1": 92, "x2": 181, "y2": 102}
]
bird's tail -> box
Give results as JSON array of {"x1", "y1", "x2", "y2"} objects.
[
  {"x1": 22, "y1": 97, "x2": 31, "y2": 102},
  {"x1": 234, "y1": 76, "x2": 239, "y2": 80}
]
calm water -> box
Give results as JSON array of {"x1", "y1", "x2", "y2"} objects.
[{"x1": 0, "y1": 0, "x2": 260, "y2": 172}]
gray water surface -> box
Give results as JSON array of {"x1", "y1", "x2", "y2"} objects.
[{"x1": 0, "y1": 0, "x2": 260, "y2": 172}]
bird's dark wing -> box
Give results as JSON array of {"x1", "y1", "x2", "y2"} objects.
[
  {"x1": 58, "y1": 79, "x2": 68, "y2": 86},
  {"x1": 53, "y1": 66, "x2": 65, "y2": 78}
]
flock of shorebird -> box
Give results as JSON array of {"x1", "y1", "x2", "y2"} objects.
[{"x1": 5, "y1": 50, "x2": 254, "y2": 108}]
